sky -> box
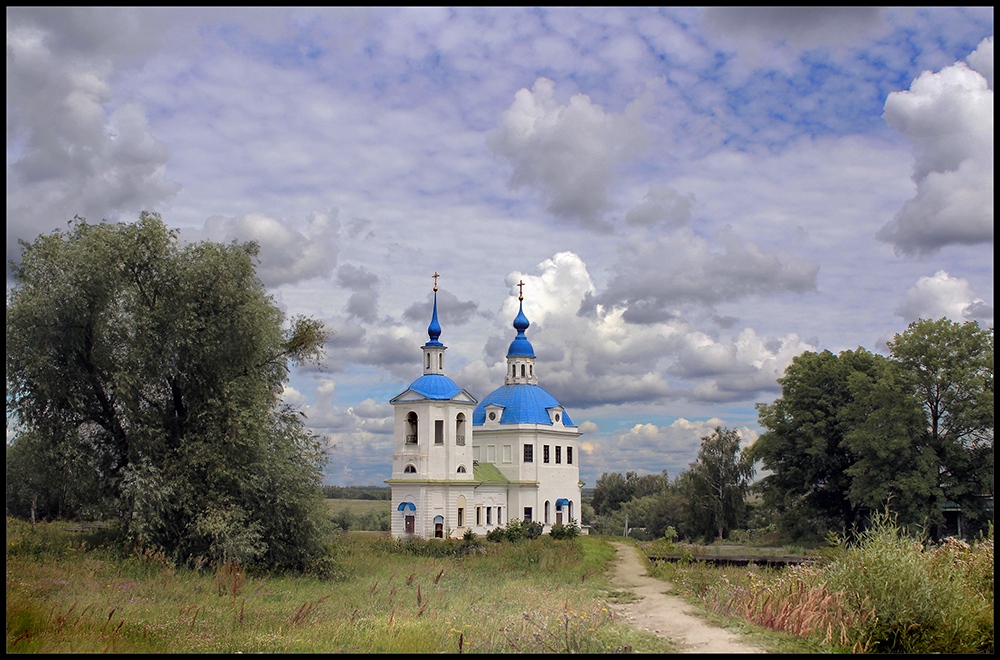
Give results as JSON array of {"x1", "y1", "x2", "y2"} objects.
[{"x1": 6, "y1": 7, "x2": 994, "y2": 487}]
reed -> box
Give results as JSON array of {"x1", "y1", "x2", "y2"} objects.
[{"x1": 655, "y1": 514, "x2": 993, "y2": 654}]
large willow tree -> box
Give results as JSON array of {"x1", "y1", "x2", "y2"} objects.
[{"x1": 7, "y1": 212, "x2": 332, "y2": 569}]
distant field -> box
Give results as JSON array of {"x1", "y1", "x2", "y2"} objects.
[{"x1": 325, "y1": 498, "x2": 391, "y2": 516}]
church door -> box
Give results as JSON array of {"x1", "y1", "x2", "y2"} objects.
[{"x1": 404, "y1": 515, "x2": 415, "y2": 534}]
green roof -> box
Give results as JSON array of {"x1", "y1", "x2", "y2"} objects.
[{"x1": 473, "y1": 461, "x2": 509, "y2": 484}]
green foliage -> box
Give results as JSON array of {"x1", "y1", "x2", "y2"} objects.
[
  {"x1": 549, "y1": 520, "x2": 580, "y2": 540},
  {"x1": 6, "y1": 213, "x2": 332, "y2": 570},
  {"x1": 485, "y1": 518, "x2": 544, "y2": 542},
  {"x1": 888, "y1": 318, "x2": 994, "y2": 537},
  {"x1": 684, "y1": 427, "x2": 754, "y2": 541},
  {"x1": 659, "y1": 512, "x2": 994, "y2": 654},
  {"x1": 753, "y1": 323, "x2": 994, "y2": 540}
]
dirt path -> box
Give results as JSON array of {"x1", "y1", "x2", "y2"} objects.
[{"x1": 606, "y1": 541, "x2": 764, "y2": 653}]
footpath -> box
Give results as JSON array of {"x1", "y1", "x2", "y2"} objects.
[{"x1": 606, "y1": 541, "x2": 764, "y2": 654}]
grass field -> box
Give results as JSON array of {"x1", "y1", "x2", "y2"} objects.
[
  {"x1": 7, "y1": 518, "x2": 684, "y2": 653},
  {"x1": 325, "y1": 498, "x2": 390, "y2": 516}
]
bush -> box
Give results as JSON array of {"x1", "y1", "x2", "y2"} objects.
[{"x1": 550, "y1": 520, "x2": 580, "y2": 540}]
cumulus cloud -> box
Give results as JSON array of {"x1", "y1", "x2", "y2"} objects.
[
  {"x1": 895, "y1": 270, "x2": 994, "y2": 325},
  {"x1": 337, "y1": 263, "x2": 380, "y2": 322},
  {"x1": 459, "y1": 251, "x2": 813, "y2": 410},
  {"x1": 624, "y1": 185, "x2": 694, "y2": 230},
  {"x1": 586, "y1": 417, "x2": 759, "y2": 479},
  {"x1": 584, "y1": 227, "x2": 818, "y2": 324},
  {"x1": 878, "y1": 37, "x2": 994, "y2": 255},
  {"x1": 490, "y1": 77, "x2": 647, "y2": 230},
  {"x1": 402, "y1": 289, "x2": 485, "y2": 328},
  {"x1": 6, "y1": 8, "x2": 180, "y2": 268},
  {"x1": 203, "y1": 209, "x2": 340, "y2": 286}
]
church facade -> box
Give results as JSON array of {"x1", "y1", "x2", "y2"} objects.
[{"x1": 386, "y1": 276, "x2": 583, "y2": 539}]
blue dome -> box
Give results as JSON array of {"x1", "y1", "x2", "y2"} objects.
[
  {"x1": 472, "y1": 384, "x2": 574, "y2": 426},
  {"x1": 507, "y1": 300, "x2": 535, "y2": 357},
  {"x1": 407, "y1": 373, "x2": 462, "y2": 400}
]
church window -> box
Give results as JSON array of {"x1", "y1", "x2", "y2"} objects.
[
  {"x1": 555, "y1": 446, "x2": 561, "y2": 464},
  {"x1": 426, "y1": 354, "x2": 431, "y2": 369},
  {"x1": 488, "y1": 411, "x2": 497, "y2": 421},
  {"x1": 476, "y1": 506, "x2": 482, "y2": 526},
  {"x1": 456, "y1": 413, "x2": 466, "y2": 445},
  {"x1": 486, "y1": 507, "x2": 492, "y2": 526},
  {"x1": 544, "y1": 500, "x2": 550, "y2": 524},
  {"x1": 523, "y1": 506, "x2": 533, "y2": 521},
  {"x1": 439, "y1": 353, "x2": 443, "y2": 369},
  {"x1": 497, "y1": 507, "x2": 502, "y2": 525},
  {"x1": 406, "y1": 412, "x2": 418, "y2": 444},
  {"x1": 543, "y1": 445, "x2": 550, "y2": 463},
  {"x1": 523, "y1": 444, "x2": 533, "y2": 463},
  {"x1": 404, "y1": 464, "x2": 416, "y2": 473},
  {"x1": 435, "y1": 419, "x2": 444, "y2": 444},
  {"x1": 521, "y1": 364, "x2": 526, "y2": 377},
  {"x1": 457, "y1": 507, "x2": 464, "y2": 527},
  {"x1": 530, "y1": 365, "x2": 533, "y2": 377},
  {"x1": 567, "y1": 447, "x2": 573, "y2": 464},
  {"x1": 457, "y1": 465, "x2": 467, "y2": 473}
]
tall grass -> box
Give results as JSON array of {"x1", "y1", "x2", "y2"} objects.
[
  {"x1": 654, "y1": 513, "x2": 993, "y2": 653},
  {"x1": 6, "y1": 518, "x2": 673, "y2": 654}
]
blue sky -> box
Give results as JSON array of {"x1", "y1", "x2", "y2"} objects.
[{"x1": 6, "y1": 7, "x2": 994, "y2": 487}]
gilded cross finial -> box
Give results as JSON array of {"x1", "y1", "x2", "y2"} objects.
[
  {"x1": 433, "y1": 271, "x2": 439, "y2": 292},
  {"x1": 517, "y1": 279, "x2": 525, "y2": 301}
]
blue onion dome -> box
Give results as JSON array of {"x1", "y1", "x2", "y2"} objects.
[
  {"x1": 507, "y1": 300, "x2": 535, "y2": 357},
  {"x1": 426, "y1": 281, "x2": 443, "y2": 347}
]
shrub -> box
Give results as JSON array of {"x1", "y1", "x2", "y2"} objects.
[{"x1": 550, "y1": 520, "x2": 580, "y2": 540}]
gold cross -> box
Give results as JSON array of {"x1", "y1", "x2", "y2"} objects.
[
  {"x1": 517, "y1": 279, "x2": 525, "y2": 300},
  {"x1": 433, "y1": 271, "x2": 439, "y2": 292}
]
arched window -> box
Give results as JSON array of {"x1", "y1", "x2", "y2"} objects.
[
  {"x1": 404, "y1": 464, "x2": 417, "y2": 473},
  {"x1": 544, "y1": 500, "x2": 551, "y2": 524},
  {"x1": 406, "y1": 412, "x2": 418, "y2": 444},
  {"x1": 521, "y1": 364, "x2": 526, "y2": 377},
  {"x1": 456, "y1": 413, "x2": 466, "y2": 446},
  {"x1": 457, "y1": 465, "x2": 467, "y2": 473}
]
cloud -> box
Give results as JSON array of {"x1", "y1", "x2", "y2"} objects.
[
  {"x1": 202, "y1": 209, "x2": 340, "y2": 286},
  {"x1": 624, "y1": 185, "x2": 694, "y2": 230},
  {"x1": 489, "y1": 77, "x2": 648, "y2": 230},
  {"x1": 703, "y1": 7, "x2": 885, "y2": 72},
  {"x1": 458, "y1": 251, "x2": 813, "y2": 410},
  {"x1": 878, "y1": 37, "x2": 994, "y2": 255},
  {"x1": 585, "y1": 417, "x2": 759, "y2": 480},
  {"x1": 584, "y1": 226, "x2": 819, "y2": 324},
  {"x1": 6, "y1": 8, "x2": 181, "y2": 268},
  {"x1": 895, "y1": 270, "x2": 994, "y2": 325},
  {"x1": 402, "y1": 289, "x2": 486, "y2": 328}
]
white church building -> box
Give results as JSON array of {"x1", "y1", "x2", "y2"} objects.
[{"x1": 386, "y1": 276, "x2": 583, "y2": 539}]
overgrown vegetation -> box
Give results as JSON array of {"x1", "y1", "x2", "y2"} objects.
[
  {"x1": 651, "y1": 513, "x2": 994, "y2": 654},
  {"x1": 6, "y1": 519, "x2": 675, "y2": 654}
]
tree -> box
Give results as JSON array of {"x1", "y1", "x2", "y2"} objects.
[
  {"x1": 684, "y1": 427, "x2": 754, "y2": 541},
  {"x1": 841, "y1": 357, "x2": 940, "y2": 529},
  {"x1": 751, "y1": 349, "x2": 876, "y2": 537},
  {"x1": 590, "y1": 471, "x2": 637, "y2": 516},
  {"x1": 888, "y1": 318, "x2": 994, "y2": 536},
  {"x1": 753, "y1": 322, "x2": 994, "y2": 540},
  {"x1": 6, "y1": 213, "x2": 332, "y2": 569}
]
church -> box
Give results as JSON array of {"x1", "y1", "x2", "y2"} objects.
[{"x1": 386, "y1": 275, "x2": 583, "y2": 539}]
